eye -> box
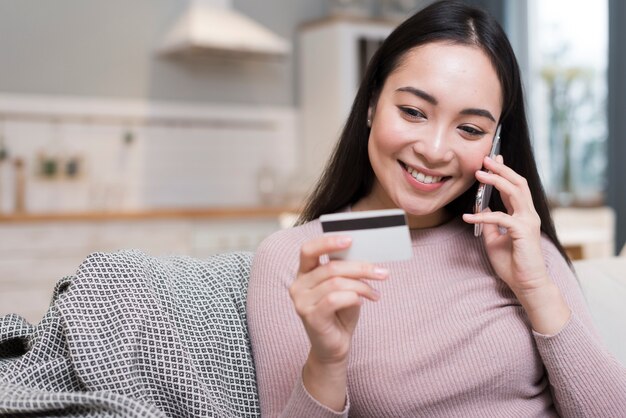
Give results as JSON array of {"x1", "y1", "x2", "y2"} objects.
[
  {"x1": 398, "y1": 106, "x2": 426, "y2": 120},
  {"x1": 458, "y1": 125, "x2": 486, "y2": 138}
]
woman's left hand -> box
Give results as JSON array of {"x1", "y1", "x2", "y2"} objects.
[
  {"x1": 462, "y1": 155, "x2": 571, "y2": 335},
  {"x1": 463, "y1": 155, "x2": 549, "y2": 294}
]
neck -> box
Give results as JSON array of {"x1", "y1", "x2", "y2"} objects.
[
  {"x1": 406, "y1": 210, "x2": 453, "y2": 229},
  {"x1": 351, "y1": 196, "x2": 453, "y2": 230}
]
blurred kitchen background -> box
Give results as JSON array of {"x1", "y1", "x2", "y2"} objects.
[{"x1": 0, "y1": 0, "x2": 624, "y2": 323}]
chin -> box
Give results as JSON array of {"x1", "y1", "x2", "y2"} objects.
[{"x1": 396, "y1": 199, "x2": 441, "y2": 217}]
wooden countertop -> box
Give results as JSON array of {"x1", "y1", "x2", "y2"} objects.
[{"x1": 0, "y1": 207, "x2": 299, "y2": 223}]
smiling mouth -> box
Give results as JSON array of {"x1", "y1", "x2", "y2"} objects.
[{"x1": 400, "y1": 162, "x2": 450, "y2": 185}]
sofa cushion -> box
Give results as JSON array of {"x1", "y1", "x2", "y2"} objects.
[
  {"x1": 0, "y1": 250, "x2": 260, "y2": 417},
  {"x1": 574, "y1": 257, "x2": 626, "y2": 366}
]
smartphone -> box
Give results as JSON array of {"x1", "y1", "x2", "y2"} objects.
[
  {"x1": 473, "y1": 125, "x2": 502, "y2": 237},
  {"x1": 320, "y1": 208, "x2": 412, "y2": 262}
]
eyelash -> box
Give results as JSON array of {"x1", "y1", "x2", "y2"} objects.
[
  {"x1": 399, "y1": 106, "x2": 425, "y2": 120},
  {"x1": 398, "y1": 106, "x2": 487, "y2": 138},
  {"x1": 459, "y1": 125, "x2": 486, "y2": 138}
]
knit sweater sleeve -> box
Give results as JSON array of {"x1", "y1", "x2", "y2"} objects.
[
  {"x1": 246, "y1": 224, "x2": 350, "y2": 417},
  {"x1": 533, "y1": 239, "x2": 626, "y2": 417}
]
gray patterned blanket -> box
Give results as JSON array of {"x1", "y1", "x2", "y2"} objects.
[{"x1": 0, "y1": 250, "x2": 260, "y2": 417}]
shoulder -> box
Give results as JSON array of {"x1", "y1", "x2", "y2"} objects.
[
  {"x1": 539, "y1": 235, "x2": 571, "y2": 275},
  {"x1": 251, "y1": 220, "x2": 323, "y2": 277},
  {"x1": 538, "y1": 235, "x2": 605, "y2": 337},
  {"x1": 256, "y1": 220, "x2": 322, "y2": 256},
  {"x1": 539, "y1": 234, "x2": 585, "y2": 299}
]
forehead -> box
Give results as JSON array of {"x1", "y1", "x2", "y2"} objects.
[{"x1": 383, "y1": 42, "x2": 503, "y2": 108}]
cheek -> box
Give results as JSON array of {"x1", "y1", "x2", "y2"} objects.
[
  {"x1": 369, "y1": 130, "x2": 397, "y2": 166},
  {"x1": 370, "y1": 121, "x2": 412, "y2": 156},
  {"x1": 459, "y1": 145, "x2": 491, "y2": 176}
]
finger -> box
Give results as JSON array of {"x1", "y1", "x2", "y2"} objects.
[
  {"x1": 475, "y1": 170, "x2": 516, "y2": 212},
  {"x1": 306, "y1": 277, "x2": 380, "y2": 307},
  {"x1": 299, "y1": 235, "x2": 352, "y2": 273},
  {"x1": 302, "y1": 260, "x2": 389, "y2": 289},
  {"x1": 300, "y1": 290, "x2": 363, "y2": 334},
  {"x1": 481, "y1": 213, "x2": 509, "y2": 241},
  {"x1": 483, "y1": 156, "x2": 532, "y2": 196},
  {"x1": 463, "y1": 210, "x2": 516, "y2": 231},
  {"x1": 314, "y1": 291, "x2": 363, "y2": 318},
  {"x1": 293, "y1": 277, "x2": 379, "y2": 317},
  {"x1": 464, "y1": 210, "x2": 541, "y2": 240},
  {"x1": 463, "y1": 209, "x2": 507, "y2": 240},
  {"x1": 475, "y1": 169, "x2": 532, "y2": 214}
]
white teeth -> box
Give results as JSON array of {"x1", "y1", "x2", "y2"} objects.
[{"x1": 406, "y1": 166, "x2": 443, "y2": 184}]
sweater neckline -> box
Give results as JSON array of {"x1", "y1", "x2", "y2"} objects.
[
  {"x1": 408, "y1": 216, "x2": 468, "y2": 246},
  {"x1": 343, "y1": 205, "x2": 470, "y2": 246}
]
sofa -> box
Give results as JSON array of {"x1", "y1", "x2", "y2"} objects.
[
  {"x1": 0, "y1": 250, "x2": 260, "y2": 418},
  {"x1": 573, "y1": 256, "x2": 626, "y2": 366},
  {"x1": 0, "y1": 250, "x2": 623, "y2": 417}
]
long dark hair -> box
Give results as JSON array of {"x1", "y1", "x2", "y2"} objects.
[{"x1": 297, "y1": 0, "x2": 570, "y2": 263}]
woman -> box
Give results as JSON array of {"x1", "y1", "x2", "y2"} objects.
[{"x1": 247, "y1": 1, "x2": 626, "y2": 416}]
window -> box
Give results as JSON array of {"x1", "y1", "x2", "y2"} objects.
[{"x1": 525, "y1": 0, "x2": 608, "y2": 206}]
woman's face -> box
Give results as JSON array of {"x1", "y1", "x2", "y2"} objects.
[{"x1": 360, "y1": 42, "x2": 503, "y2": 228}]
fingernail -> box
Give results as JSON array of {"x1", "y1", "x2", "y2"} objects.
[
  {"x1": 374, "y1": 267, "x2": 389, "y2": 278},
  {"x1": 336, "y1": 236, "x2": 352, "y2": 246},
  {"x1": 372, "y1": 289, "x2": 381, "y2": 300}
]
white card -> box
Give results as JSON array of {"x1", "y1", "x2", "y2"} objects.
[{"x1": 320, "y1": 209, "x2": 412, "y2": 263}]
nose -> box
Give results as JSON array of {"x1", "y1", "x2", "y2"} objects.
[{"x1": 412, "y1": 126, "x2": 455, "y2": 164}]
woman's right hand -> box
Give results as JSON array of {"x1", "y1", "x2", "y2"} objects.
[
  {"x1": 290, "y1": 234, "x2": 388, "y2": 410},
  {"x1": 290, "y1": 234, "x2": 389, "y2": 365}
]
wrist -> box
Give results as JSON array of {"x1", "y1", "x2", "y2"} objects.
[
  {"x1": 301, "y1": 353, "x2": 348, "y2": 412},
  {"x1": 511, "y1": 275, "x2": 554, "y2": 307},
  {"x1": 304, "y1": 352, "x2": 348, "y2": 382},
  {"x1": 515, "y1": 282, "x2": 571, "y2": 336}
]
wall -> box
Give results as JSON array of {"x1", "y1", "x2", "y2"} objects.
[
  {"x1": 0, "y1": 0, "x2": 327, "y2": 106},
  {"x1": 0, "y1": 0, "x2": 502, "y2": 107},
  {"x1": 0, "y1": 0, "x2": 325, "y2": 212},
  {"x1": 0, "y1": 94, "x2": 298, "y2": 212}
]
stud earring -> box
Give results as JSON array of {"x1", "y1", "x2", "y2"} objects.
[{"x1": 367, "y1": 118, "x2": 372, "y2": 127}]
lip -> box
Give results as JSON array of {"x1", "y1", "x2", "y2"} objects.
[
  {"x1": 400, "y1": 161, "x2": 448, "y2": 178},
  {"x1": 399, "y1": 161, "x2": 449, "y2": 192}
]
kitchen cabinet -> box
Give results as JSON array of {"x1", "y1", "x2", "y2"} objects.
[
  {"x1": 551, "y1": 206, "x2": 615, "y2": 260},
  {"x1": 0, "y1": 208, "x2": 293, "y2": 323},
  {"x1": 298, "y1": 17, "x2": 395, "y2": 186}
]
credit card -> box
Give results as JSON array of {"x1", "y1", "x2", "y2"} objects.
[{"x1": 320, "y1": 209, "x2": 412, "y2": 262}]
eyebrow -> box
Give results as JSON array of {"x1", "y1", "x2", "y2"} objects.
[
  {"x1": 460, "y1": 108, "x2": 496, "y2": 122},
  {"x1": 396, "y1": 86, "x2": 497, "y2": 122},
  {"x1": 396, "y1": 87, "x2": 437, "y2": 105}
]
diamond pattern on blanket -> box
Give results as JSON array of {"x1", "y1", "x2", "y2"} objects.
[{"x1": 0, "y1": 250, "x2": 260, "y2": 417}]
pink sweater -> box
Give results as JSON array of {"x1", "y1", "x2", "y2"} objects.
[{"x1": 247, "y1": 217, "x2": 626, "y2": 417}]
